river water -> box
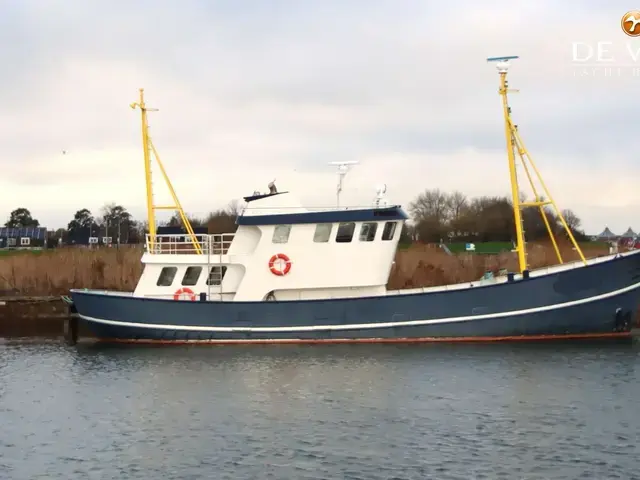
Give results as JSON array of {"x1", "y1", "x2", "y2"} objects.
[{"x1": 0, "y1": 338, "x2": 639, "y2": 479}]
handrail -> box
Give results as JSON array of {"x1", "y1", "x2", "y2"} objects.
[{"x1": 144, "y1": 233, "x2": 235, "y2": 255}]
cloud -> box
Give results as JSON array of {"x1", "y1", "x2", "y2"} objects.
[{"x1": 0, "y1": 0, "x2": 638, "y2": 234}]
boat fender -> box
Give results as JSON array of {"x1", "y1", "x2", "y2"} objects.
[
  {"x1": 174, "y1": 287, "x2": 197, "y2": 301},
  {"x1": 269, "y1": 253, "x2": 292, "y2": 276}
]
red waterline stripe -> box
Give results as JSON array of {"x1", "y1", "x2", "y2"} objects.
[{"x1": 96, "y1": 331, "x2": 633, "y2": 345}]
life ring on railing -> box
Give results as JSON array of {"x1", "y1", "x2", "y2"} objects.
[
  {"x1": 269, "y1": 253, "x2": 292, "y2": 276},
  {"x1": 174, "y1": 287, "x2": 197, "y2": 301}
]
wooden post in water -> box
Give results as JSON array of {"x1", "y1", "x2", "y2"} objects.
[{"x1": 61, "y1": 296, "x2": 79, "y2": 345}]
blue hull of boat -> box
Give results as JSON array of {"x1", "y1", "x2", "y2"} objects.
[{"x1": 69, "y1": 252, "x2": 640, "y2": 343}]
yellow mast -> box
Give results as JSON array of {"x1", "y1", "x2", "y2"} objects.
[
  {"x1": 129, "y1": 89, "x2": 202, "y2": 254},
  {"x1": 487, "y1": 56, "x2": 586, "y2": 273}
]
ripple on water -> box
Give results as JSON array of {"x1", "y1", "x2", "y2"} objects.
[{"x1": 0, "y1": 341, "x2": 639, "y2": 479}]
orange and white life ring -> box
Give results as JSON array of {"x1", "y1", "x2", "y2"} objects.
[
  {"x1": 174, "y1": 287, "x2": 197, "y2": 301},
  {"x1": 269, "y1": 253, "x2": 292, "y2": 276}
]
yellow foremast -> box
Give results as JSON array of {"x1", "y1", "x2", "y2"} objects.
[
  {"x1": 488, "y1": 56, "x2": 586, "y2": 273},
  {"x1": 129, "y1": 89, "x2": 202, "y2": 254}
]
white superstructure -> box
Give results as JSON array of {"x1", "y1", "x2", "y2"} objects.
[{"x1": 133, "y1": 189, "x2": 407, "y2": 302}]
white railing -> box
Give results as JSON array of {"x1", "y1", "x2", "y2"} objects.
[
  {"x1": 145, "y1": 233, "x2": 235, "y2": 255},
  {"x1": 210, "y1": 233, "x2": 235, "y2": 255}
]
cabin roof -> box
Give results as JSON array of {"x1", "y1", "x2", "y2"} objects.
[{"x1": 236, "y1": 206, "x2": 408, "y2": 226}]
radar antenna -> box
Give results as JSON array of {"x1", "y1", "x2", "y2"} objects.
[{"x1": 328, "y1": 161, "x2": 359, "y2": 207}]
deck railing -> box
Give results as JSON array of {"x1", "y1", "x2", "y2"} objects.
[{"x1": 145, "y1": 233, "x2": 235, "y2": 255}]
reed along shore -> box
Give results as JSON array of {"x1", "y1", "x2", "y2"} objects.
[{"x1": 0, "y1": 241, "x2": 610, "y2": 296}]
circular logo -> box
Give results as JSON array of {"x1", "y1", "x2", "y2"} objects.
[{"x1": 621, "y1": 10, "x2": 640, "y2": 36}]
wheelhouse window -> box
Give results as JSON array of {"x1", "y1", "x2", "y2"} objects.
[
  {"x1": 359, "y1": 222, "x2": 378, "y2": 242},
  {"x1": 313, "y1": 223, "x2": 332, "y2": 243},
  {"x1": 207, "y1": 266, "x2": 228, "y2": 286},
  {"x1": 382, "y1": 221, "x2": 397, "y2": 241},
  {"x1": 335, "y1": 222, "x2": 355, "y2": 243},
  {"x1": 272, "y1": 225, "x2": 292, "y2": 244},
  {"x1": 157, "y1": 266, "x2": 178, "y2": 286},
  {"x1": 182, "y1": 266, "x2": 202, "y2": 286}
]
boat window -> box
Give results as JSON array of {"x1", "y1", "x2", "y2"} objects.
[
  {"x1": 335, "y1": 222, "x2": 355, "y2": 243},
  {"x1": 207, "y1": 266, "x2": 228, "y2": 286},
  {"x1": 157, "y1": 266, "x2": 178, "y2": 286},
  {"x1": 313, "y1": 223, "x2": 333, "y2": 243},
  {"x1": 359, "y1": 222, "x2": 378, "y2": 242},
  {"x1": 373, "y1": 209, "x2": 398, "y2": 217},
  {"x1": 382, "y1": 221, "x2": 397, "y2": 241},
  {"x1": 182, "y1": 266, "x2": 202, "y2": 286},
  {"x1": 272, "y1": 225, "x2": 292, "y2": 244}
]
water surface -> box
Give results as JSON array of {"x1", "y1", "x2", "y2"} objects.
[{"x1": 1, "y1": 338, "x2": 639, "y2": 479}]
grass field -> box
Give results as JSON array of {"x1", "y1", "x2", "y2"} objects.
[
  {"x1": 0, "y1": 249, "x2": 45, "y2": 256},
  {"x1": 445, "y1": 241, "x2": 610, "y2": 254}
]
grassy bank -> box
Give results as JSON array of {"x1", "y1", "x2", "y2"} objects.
[
  {"x1": 443, "y1": 241, "x2": 610, "y2": 255},
  {"x1": 0, "y1": 241, "x2": 611, "y2": 296}
]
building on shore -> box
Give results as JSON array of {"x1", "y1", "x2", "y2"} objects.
[
  {"x1": 156, "y1": 225, "x2": 209, "y2": 241},
  {"x1": 0, "y1": 227, "x2": 48, "y2": 250},
  {"x1": 594, "y1": 226, "x2": 618, "y2": 241},
  {"x1": 620, "y1": 227, "x2": 637, "y2": 239},
  {"x1": 592, "y1": 226, "x2": 640, "y2": 250}
]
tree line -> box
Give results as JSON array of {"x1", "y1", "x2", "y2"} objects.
[
  {"x1": 2, "y1": 201, "x2": 245, "y2": 245},
  {"x1": 408, "y1": 188, "x2": 588, "y2": 243},
  {"x1": 2, "y1": 189, "x2": 588, "y2": 245}
]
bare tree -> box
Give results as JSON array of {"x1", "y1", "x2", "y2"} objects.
[
  {"x1": 409, "y1": 189, "x2": 450, "y2": 224},
  {"x1": 446, "y1": 191, "x2": 467, "y2": 222},
  {"x1": 561, "y1": 209, "x2": 581, "y2": 232},
  {"x1": 225, "y1": 199, "x2": 243, "y2": 217}
]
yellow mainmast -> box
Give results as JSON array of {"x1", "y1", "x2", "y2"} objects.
[
  {"x1": 487, "y1": 56, "x2": 586, "y2": 273},
  {"x1": 129, "y1": 89, "x2": 202, "y2": 254}
]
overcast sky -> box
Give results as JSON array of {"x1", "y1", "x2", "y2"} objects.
[{"x1": 0, "y1": 0, "x2": 638, "y2": 234}]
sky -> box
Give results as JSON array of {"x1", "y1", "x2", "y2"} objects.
[{"x1": 0, "y1": 0, "x2": 639, "y2": 234}]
